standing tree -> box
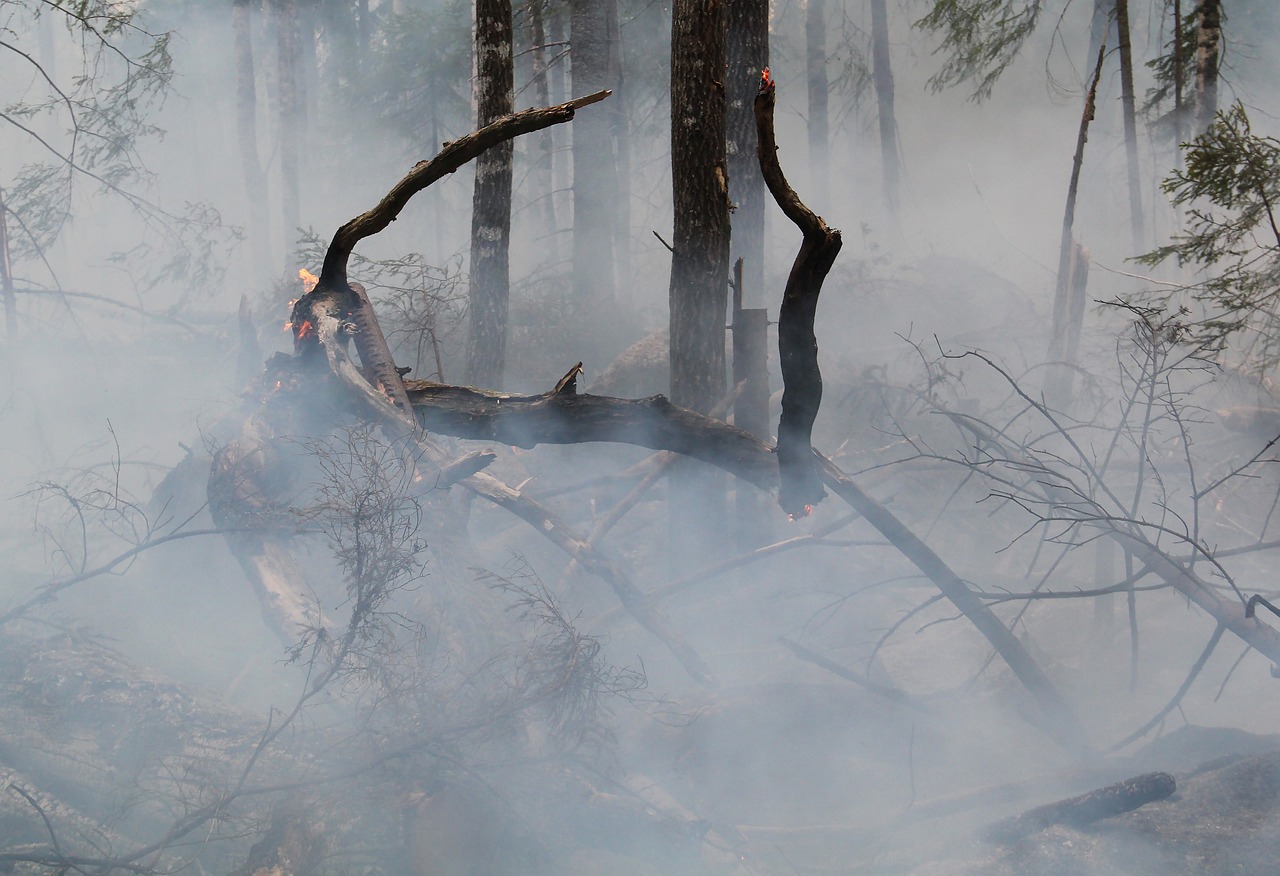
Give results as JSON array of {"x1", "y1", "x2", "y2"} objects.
[
  {"x1": 467, "y1": 0, "x2": 516, "y2": 387},
  {"x1": 727, "y1": 0, "x2": 770, "y2": 305}
]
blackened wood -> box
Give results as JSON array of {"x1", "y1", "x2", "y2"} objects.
[
  {"x1": 315, "y1": 91, "x2": 609, "y2": 293},
  {"x1": 754, "y1": 72, "x2": 842, "y2": 517},
  {"x1": 984, "y1": 772, "x2": 1176, "y2": 843},
  {"x1": 1115, "y1": 0, "x2": 1145, "y2": 250},
  {"x1": 1194, "y1": 0, "x2": 1220, "y2": 134}
]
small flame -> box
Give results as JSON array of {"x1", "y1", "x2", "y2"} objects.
[
  {"x1": 298, "y1": 268, "x2": 320, "y2": 293},
  {"x1": 295, "y1": 320, "x2": 314, "y2": 340},
  {"x1": 787, "y1": 504, "x2": 813, "y2": 522},
  {"x1": 760, "y1": 66, "x2": 775, "y2": 91},
  {"x1": 282, "y1": 321, "x2": 293, "y2": 331}
]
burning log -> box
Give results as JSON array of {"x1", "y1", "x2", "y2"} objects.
[{"x1": 754, "y1": 68, "x2": 842, "y2": 518}]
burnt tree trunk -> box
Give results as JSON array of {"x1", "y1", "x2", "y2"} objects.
[
  {"x1": 1194, "y1": 0, "x2": 1221, "y2": 133},
  {"x1": 870, "y1": 0, "x2": 900, "y2": 220},
  {"x1": 726, "y1": 0, "x2": 769, "y2": 305},
  {"x1": 1115, "y1": 0, "x2": 1145, "y2": 250},
  {"x1": 467, "y1": 0, "x2": 516, "y2": 388},
  {"x1": 755, "y1": 71, "x2": 840, "y2": 517}
]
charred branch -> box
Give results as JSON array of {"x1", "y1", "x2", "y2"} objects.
[
  {"x1": 984, "y1": 772, "x2": 1176, "y2": 843},
  {"x1": 754, "y1": 69, "x2": 843, "y2": 517}
]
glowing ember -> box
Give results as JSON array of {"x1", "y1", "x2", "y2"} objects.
[
  {"x1": 298, "y1": 268, "x2": 319, "y2": 293},
  {"x1": 295, "y1": 320, "x2": 314, "y2": 340},
  {"x1": 787, "y1": 504, "x2": 813, "y2": 522},
  {"x1": 761, "y1": 66, "x2": 775, "y2": 90}
]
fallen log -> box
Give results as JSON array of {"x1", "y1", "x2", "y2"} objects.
[{"x1": 983, "y1": 771, "x2": 1176, "y2": 843}]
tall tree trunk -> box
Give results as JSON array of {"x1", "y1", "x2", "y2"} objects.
[
  {"x1": 467, "y1": 0, "x2": 516, "y2": 388},
  {"x1": 233, "y1": 0, "x2": 273, "y2": 281},
  {"x1": 0, "y1": 187, "x2": 14, "y2": 344},
  {"x1": 1172, "y1": 0, "x2": 1185, "y2": 143},
  {"x1": 1115, "y1": 0, "x2": 1145, "y2": 251},
  {"x1": 1194, "y1": 0, "x2": 1221, "y2": 134},
  {"x1": 669, "y1": 0, "x2": 731, "y2": 567},
  {"x1": 530, "y1": 0, "x2": 558, "y2": 255},
  {"x1": 570, "y1": 0, "x2": 618, "y2": 351},
  {"x1": 606, "y1": 0, "x2": 632, "y2": 290},
  {"x1": 805, "y1": 0, "x2": 829, "y2": 196},
  {"x1": 869, "y1": 0, "x2": 900, "y2": 220},
  {"x1": 726, "y1": 0, "x2": 769, "y2": 306},
  {"x1": 274, "y1": 0, "x2": 302, "y2": 270},
  {"x1": 1046, "y1": 39, "x2": 1107, "y2": 407}
]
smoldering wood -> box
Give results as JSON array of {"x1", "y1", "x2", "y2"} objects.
[
  {"x1": 754, "y1": 71, "x2": 842, "y2": 517},
  {"x1": 983, "y1": 772, "x2": 1176, "y2": 843}
]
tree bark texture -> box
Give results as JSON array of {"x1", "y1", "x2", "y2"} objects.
[
  {"x1": 233, "y1": 0, "x2": 273, "y2": 280},
  {"x1": 1115, "y1": 0, "x2": 1145, "y2": 251},
  {"x1": 467, "y1": 0, "x2": 516, "y2": 388},
  {"x1": 669, "y1": 0, "x2": 731, "y2": 413},
  {"x1": 870, "y1": 0, "x2": 900, "y2": 219},
  {"x1": 1194, "y1": 0, "x2": 1220, "y2": 134},
  {"x1": 755, "y1": 73, "x2": 841, "y2": 516},
  {"x1": 570, "y1": 0, "x2": 618, "y2": 334},
  {"x1": 726, "y1": 0, "x2": 769, "y2": 306},
  {"x1": 805, "y1": 0, "x2": 829, "y2": 196}
]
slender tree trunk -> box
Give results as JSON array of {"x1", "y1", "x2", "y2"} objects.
[
  {"x1": 0, "y1": 187, "x2": 14, "y2": 344},
  {"x1": 869, "y1": 0, "x2": 900, "y2": 220},
  {"x1": 606, "y1": 0, "x2": 632, "y2": 290},
  {"x1": 1046, "y1": 39, "x2": 1107, "y2": 407},
  {"x1": 467, "y1": 0, "x2": 516, "y2": 387},
  {"x1": 1115, "y1": 0, "x2": 1145, "y2": 251},
  {"x1": 805, "y1": 0, "x2": 828, "y2": 196},
  {"x1": 1194, "y1": 0, "x2": 1221, "y2": 134},
  {"x1": 530, "y1": 0, "x2": 558, "y2": 253},
  {"x1": 570, "y1": 0, "x2": 618, "y2": 347},
  {"x1": 274, "y1": 0, "x2": 302, "y2": 269},
  {"x1": 233, "y1": 0, "x2": 273, "y2": 281},
  {"x1": 1172, "y1": 0, "x2": 1185, "y2": 144},
  {"x1": 726, "y1": 0, "x2": 769, "y2": 306}
]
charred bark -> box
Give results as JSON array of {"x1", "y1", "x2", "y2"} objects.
[
  {"x1": 984, "y1": 772, "x2": 1176, "y2": 843},
  {"x1": 754, "y1": 71, "x2": 842, "y2": 517},
  {"x1": 467, "y1": 0, "x2": 516, "y2": 388}
]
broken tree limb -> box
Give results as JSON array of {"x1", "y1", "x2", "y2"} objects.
[
  {"x1": 317, "y1": 90, "x2": 611, "y2": 293},
  {"x1": 755, "y1": 69, "x2": 842, "y2": 517},
  {"x1": 983, "y1": 772, "x2": 1176, "y2": 843}
]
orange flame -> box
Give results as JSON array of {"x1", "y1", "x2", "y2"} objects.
[
  {"x1": 295, "y1": 320, "x2": 314, "y2": 340},
  {"x1": 787, "y1": 504, "x2": 813, "y2": 522},
  {"x1": 299, "y1": 268, "x2": 320, "y2": 293},
  {"x1": 761, "y1": 67, "x2": 775, "y2": 90}
]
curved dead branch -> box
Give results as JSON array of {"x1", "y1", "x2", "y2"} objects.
[{"x1": 755, "y1": 70, "x2": 843, "y2": 517}]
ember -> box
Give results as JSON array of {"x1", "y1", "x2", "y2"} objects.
[{"x1": 760, "y1": 66, "x2": 774, "y2": 90}]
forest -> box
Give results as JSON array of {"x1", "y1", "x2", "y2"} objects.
[{"x1": 2, "y1": 0, "x2": 1280, "y2": 873}]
